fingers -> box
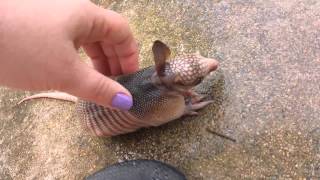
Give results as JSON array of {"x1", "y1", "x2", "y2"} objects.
[
  {"x1": 60, "y1": 54, "x2": 133, "y2": 110},
  {"x1": 100, "y1": 44, "x2": 122, "y2": 75},
  {"x1": 104, "y1": 37, "x2": 139, "y2": 74},
  {"x1": 80, "y1": 5, "x2": 139, "y2": 76},
  {"x1": 58, "y1": 2, "x2": 139, "y2": 109},
  {"x1": 83, "y1": 42, "x2": 111, "y2": 75},
  {"x1": 57, "y1": 48, "x2": 133, "y2": 110}
]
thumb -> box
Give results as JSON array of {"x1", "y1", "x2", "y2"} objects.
[{"x1": 62, "y1": 60, "x2": 133, "y2": 110}]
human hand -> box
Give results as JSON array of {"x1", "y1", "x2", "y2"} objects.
[{"x1": 0, "y1": 0, "x2": 139, "y2": 110}]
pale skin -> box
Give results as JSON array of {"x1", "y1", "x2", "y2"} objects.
[{"x1": 0, "y1": 0, "x2": 139, "y2": 108}]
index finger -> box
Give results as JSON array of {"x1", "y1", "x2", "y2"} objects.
[{"x1": 79, "y1": 5, "x2": 139, "y2": 74}]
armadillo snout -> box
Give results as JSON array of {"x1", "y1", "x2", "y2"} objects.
[{"x1": 200, "y1": 57, "x2": 219, "y2": 74}]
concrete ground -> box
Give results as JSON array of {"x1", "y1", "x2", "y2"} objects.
[{"x1": 0, "y1": 0, "x2": 319, "y2": 179}]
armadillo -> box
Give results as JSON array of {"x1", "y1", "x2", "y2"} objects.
[{"x1": 18, "y1": 40, "x2": 219, "y2": 137}]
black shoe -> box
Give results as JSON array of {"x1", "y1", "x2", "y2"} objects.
[{"x1": 86, "y1": 159, "x2": 187, "y2": 180}]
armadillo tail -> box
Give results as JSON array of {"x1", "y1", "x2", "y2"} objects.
[{"x1": 17, "y1": 92, "x2": 78, "y2": 105}]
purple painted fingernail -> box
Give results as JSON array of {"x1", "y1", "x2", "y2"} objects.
[{"x1": 111, "y1": 93, "x2": 133, "y2": 110}]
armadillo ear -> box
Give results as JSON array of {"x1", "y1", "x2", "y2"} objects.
[{"x1": 152, "y1": 40, "x2": 171, "y2": 77}]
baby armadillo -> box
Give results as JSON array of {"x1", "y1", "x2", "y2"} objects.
[{"x1": 18, "y1": 40, "x2": 219, "y2": 137}]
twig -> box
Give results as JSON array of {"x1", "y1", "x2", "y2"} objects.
[{"x1": 206, "y1": 127, "x2": 237, "y2": 143}]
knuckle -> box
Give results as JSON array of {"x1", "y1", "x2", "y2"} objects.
[{"x1": 92, "y1": 76, "x2": 112, "y2": 102}]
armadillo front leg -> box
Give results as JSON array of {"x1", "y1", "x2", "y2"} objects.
[
  {"x1": 191, "y1": 94, "x2": 207, "y2": 104},
  {"x1": 184, "y1": 100, "x2": 213, "y2": 116},
  {"x1": 184, "y1": 90, "x2": 207, "y2": 104}
]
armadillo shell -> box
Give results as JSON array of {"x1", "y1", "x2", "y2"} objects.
[
  {"x1": 76, "y1": 101, "x2": 146, "y2": 136},
  {"x1": 85, "y1": 159, "x2": 187, "y2": 180},
  {"x1": 76, "y1": 66, "x2": 184, "y2": 136}
]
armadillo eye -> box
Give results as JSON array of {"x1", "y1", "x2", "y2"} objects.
[
  {"x1": 194, "y1": 77, "x2": 204, "y2": 85},
  {"x1": 175, "y1": 80, "x2": 185, "y2": 86}
]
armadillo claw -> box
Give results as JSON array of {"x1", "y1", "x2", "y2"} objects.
[
  {"x1": 185, "y1": 90, "x2": 208, "y2": 103},
  {"x1": 183, "y1": 110, "x2": 199, "y2": 116},
  {"x1": 184, "y1": 100, "x2": 213, "y2": 116},
  {"x1": 191, "y1": 94, "x2": 207, "y2": 103},
  {"x1": 190, "y1": 100, "x2": 214, "y2": 110}
]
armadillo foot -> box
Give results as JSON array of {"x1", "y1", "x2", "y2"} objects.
[
  {"x1": 191, "y1": 94, "x2": 207, "y2": 103},
  {"x1": 184, "y1": 110, "x2": 199, "y2": 116},
  {"x1": 186, "y1": 90, "x2": 207, "y2": 103},
  {"x1": 184, "y1": 100, "x2": 213, "y2": 116},
  {"x1": 190, "y1": 100, "x2": 213, "y2": 110}
]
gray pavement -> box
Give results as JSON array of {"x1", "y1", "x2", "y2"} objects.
[{"x1": 0, "y1": 0, "x2": 319, "y2": 179}]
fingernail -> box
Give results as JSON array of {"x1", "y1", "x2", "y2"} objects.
[{"x1": 111, "y1": 93, "x2": 133, "y2": 110}]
